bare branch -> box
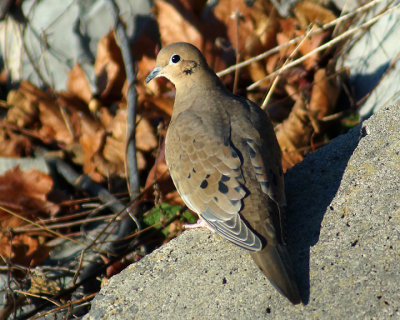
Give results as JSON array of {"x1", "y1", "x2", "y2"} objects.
[{"x1": 106, "y1": 0, "x2": 140, "y2": 198}]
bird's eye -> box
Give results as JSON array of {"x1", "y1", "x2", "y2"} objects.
[{"x1": 170, "y1": 54, "x2": 181, "y2": 64}]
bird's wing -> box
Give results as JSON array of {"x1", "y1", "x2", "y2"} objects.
[{"x1": 166, "y1": 109, "x2": 263, "y2": 251}]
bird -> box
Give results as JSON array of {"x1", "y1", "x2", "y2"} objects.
[{"x1": 146, "y1": 42, "x2": 301, "y2": 304}]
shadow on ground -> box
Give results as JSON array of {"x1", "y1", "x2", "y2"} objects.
[{"x1": 284, "y1": 124, "x2": 362, "y2": 304}]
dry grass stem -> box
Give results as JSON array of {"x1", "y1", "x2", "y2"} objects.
[
  {"x1": 217, "y1": 0, "x2": 385, "y2": 79},
  {"x1": 261, "y1": 25, "x2": 317, "y2": 109},
  {"x1": 247, "y1": 2, "x2": 400, "y2": 90}
]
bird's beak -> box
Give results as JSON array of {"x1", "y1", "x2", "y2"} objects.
[{"x1": 145, "y1": 66, "x2": 162, "y2": 83}]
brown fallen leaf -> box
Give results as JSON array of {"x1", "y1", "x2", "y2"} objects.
[
  {"x1": 95, "y1": 31, "x2": 125, "y2": 104},
  {"x1": 309, "y1": 68, "x2": 339, "y2": 121},
  {"x1": 294, "y1": 0, "x2": 336, "y2": 29},
  {"x1": 135, "y1": 117, "x2": 158, "y2": 152},
  {"x1": 6, "y1": 87, "x2": 39, "y2": 128},
  {"x1": 275, "y1": 68, "x2": 339, "y2": 170},
  {"x1": 276, "y1": 18, "x2": 330, "y2": 70},
  {"x1": 37, "y1": 98, "x2": 74, "y2": 145},
  {"x1": 155, "y1": 0, "x2": 203, "y2": 49},
  {"x1": 6, "y1": 81, "x2": 75, "y2": 145},
  {"x1": 143, "y1": 144, "x2": 184, "y2": 207},
  {"x1": 0, "y1": 233, "x2": 50, "y2": 267},
  {"x1": 0, "y1": 128, "x2": 32, "y2": 157},
  {"x1": 79, "y1": 112, "x2": 105, "y2": 161},
  {"x1": 0, "y1": 167, "x2": 57, "y2": 267},
  {"x1": 28, "y1": 270, "x2": 61, "y2": 295},
  {"x1": 67, "y1": 64, "x2": 93, "y2": 104}
]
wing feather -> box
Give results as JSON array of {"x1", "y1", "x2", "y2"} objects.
[{"x1": 165, "y1": 110, "x2": 262, "y2": 251}]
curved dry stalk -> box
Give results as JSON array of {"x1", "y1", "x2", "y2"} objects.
[
  {"x1": 216, "y1": 0, "x2": 385, "y2": 79},
  {"x1": 261, "y1": 25, "x2": 317, "y2": 109},
  {"x1": 28, "y1": 292, "x2": 97, "y2": 320},
  {"x1": 0, "y1": 205, "x2": 90, "y2": 247},
  {"x1": 14, "y1": 290, "x2": 61, "y2": 307},
  {"x1": 247, "y1": 2, "x2": 400, "y2": 91},
  {"x1": 13, "y1": 214, "x2": 116, "y2": 233}
]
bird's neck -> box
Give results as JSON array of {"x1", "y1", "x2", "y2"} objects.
[{"x1": 172, "y1": 72, "x2": 225, "y2": 119}]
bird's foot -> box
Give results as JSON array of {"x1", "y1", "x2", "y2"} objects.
[{"x1": 183, "y1": 219, "x2": 213, "y2": 231}]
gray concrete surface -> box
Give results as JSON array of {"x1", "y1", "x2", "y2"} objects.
[{"x1": 84, "y1": 103, "x2": 400, "y2": 319}]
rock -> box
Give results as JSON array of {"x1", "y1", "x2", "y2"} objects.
[{"x1": 84, "y1": 103, "x2": 400, "y2": 319}]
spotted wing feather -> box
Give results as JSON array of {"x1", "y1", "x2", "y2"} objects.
[{"x1": 165, "y1": 110, "x2": 263, "y2": 251}]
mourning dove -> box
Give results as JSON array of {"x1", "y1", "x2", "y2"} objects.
[{"x1": 146, "y1": 42, "x2": 301, "y2": 304}]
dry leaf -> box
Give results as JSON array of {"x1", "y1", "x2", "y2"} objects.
[
  {"x1": 275, "y1": 68, "x2": 339, "y2": 170},
  {"x1": 213, "y1": 0, "x2": 273, "y2": 53},
  {"x1": 294, "y1": 1, "x2": 336, "y2": 29},
  {"x1": 155, "y1": 0, "x2": 203, "y2": 48},
  {"x1": 309, "y1": 68, "x2": 339, "y2": 121},
  {"x1": 6, "y1": 81, "x2": 74, "y2": 145},
  {"x1": 0, "y1": 234, "x2": 50, "y2": 267},
  {"x1": 79, "y1": 113, "x2": 105, "y2": 159},
  {"x1": 28, "y1": 271, "x2": 60, "y2": 295},
  {"x1": 0, "y1": 167, "x2": 55, "y2": 224},
  {"x1": 0, "y1": 167, "x2": 56, "y2": 267},
  {"x1": 0, "y1": 129, "x2": 32, "y2": 157},
  {"x1": 95, "y1": 31, "x2": 125, "y2": 103},
  {"x1": 101, "y1": 108, "x2": 127, "y2": 174},
  {"x1": 67, "y1": 64, "x2": 92, "y2": 104},
  {"x1": 38, "y1": 100, "x2": 74, "y2": 145},
  {"x1": 6, "y1": 88, "x2": 39, "y2": 127},
  {"x1": 143, "y1": 145, "x2": 184, "y2": 206},
  {"x1": 136, "y1": 117, "x2": 158, "y2": 152},
  {"x1": 154, "y1": 0, "x2": 231, "y2": 71}
]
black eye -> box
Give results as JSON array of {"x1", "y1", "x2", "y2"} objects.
[{"x1": 170, "y1": 54, "x2": 181, "y2": 64}]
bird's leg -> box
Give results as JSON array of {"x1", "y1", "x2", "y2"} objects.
[{"x1": 183, "y1": 218, "x2": 214, "y2": 231}]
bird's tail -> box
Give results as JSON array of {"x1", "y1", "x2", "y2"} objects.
[{"x1": 250, "y1": 244, "x2": 302, "y2": 304}]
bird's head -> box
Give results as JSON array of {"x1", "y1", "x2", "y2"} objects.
[{"x1": 146, "y1": 42, "x2": 216, "y2": 88}]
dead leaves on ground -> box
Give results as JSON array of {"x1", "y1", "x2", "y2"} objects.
[
  {"x1": 0, "y1": 0, "x2": 348, "y2": 268},
  {"x1": 0, "y1": 167, "x2": 56, "y2": 267}
]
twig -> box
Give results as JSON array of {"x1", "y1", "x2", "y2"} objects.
[
  {"x1": 72, "y1": 249, "x2": 86, "y2": 286},
  {"x1": 13, "y1": 290, "x2": 61, "y2": 307},
  {"x1": 16, "y1": 180, "x2": 175, "y2": 320},
  {"x1": 54, "y1": 157, "x2": 167, "y2": 253},
  {"x1": 106, "y1": 0, "x2": 140, "y2": 198},
  {"x1": 0, "y1": 265, "x2": 76, "y2": 274},
  {"x1": 58, "y1": 104, "x2": 76, "y2": 140},
  {"x1": 16, "y1": 203, "x2": 167, "y2": 320},
  {"x1": 28, "y1": 292, "x2": 97, "y2": 320},
  {"x1": 12, "y1": 213, "x2": 116, "y2": 233},
  {"x1": 247, "y1": 2, "x2": 400, "y2": 90},
  {"x1": 112, "y1": 207, "x2": 184, "y2": 243},
  {"x1": 12, "y1": 202, "x2": 128, "y2": 232},
  {"x1": 216, "y1": 0, "x2": 384, "y2": 78},
  {"x1": 261, "y1": 25, "x2": 317, "y2": 109},
  {"x1": 0, "y1": 205, "x2": 92, "y2": 248},
  {"x1": 232, "y1": 9, "x2": 241, "y2": 94},
  {"x1": 54, "y1": 158, "x2": 140, "y2": 230},
  {"x1": 0, "y1": 293, "x2": 25, "y2": 320}
]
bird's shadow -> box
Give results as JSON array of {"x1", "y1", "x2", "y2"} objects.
[{"x1": 284, "y1": 124, "x2": 362, "y2": 304}]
